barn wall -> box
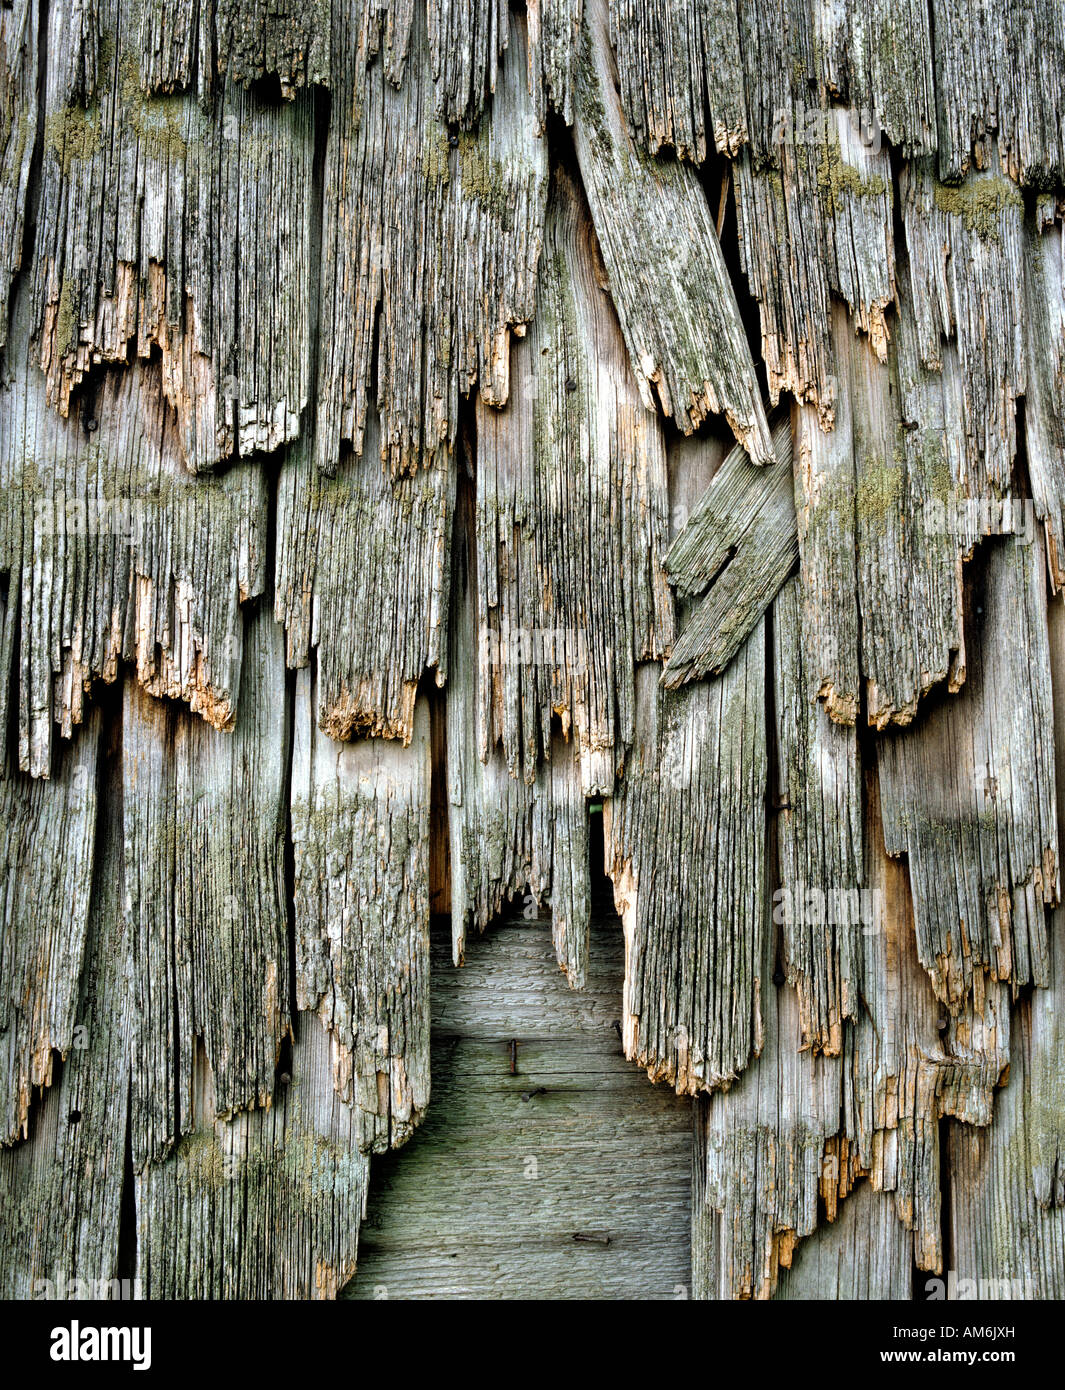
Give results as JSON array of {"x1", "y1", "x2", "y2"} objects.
[{"x1": 1, "y1": 0, "x2": 1064, "y2": 1301}]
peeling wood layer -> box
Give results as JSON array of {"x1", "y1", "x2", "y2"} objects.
[
  {"x1": 34, "y1": 0, "x2": 315, "y2": 469},
  {"x1": 136, "y1": 1016, "x2": 370, "y2": 1299},
  {"x1": 475, "y1": 163, "x2": 674, "y2": 789},
  {"x1": 606, "y1": 644, "x2": 767, "y2": 1096},
  {"x1": 275, "y1": 416, "x2": 453, "y2": 745},
  {"x1": 0, "y1": 711, "x2": 100, "y2": 1145},
  {"x1": 291, "y1": 671, "x2": 431, "y2": 1151},
  {"x1": 0, "y1": 0, "x2": 36, "y2": 353},
  {"x1": 315, "y1": 5, "x2": 547, "y2": 476},
  {"x1": 662, "y1": 415, "x2": 795, "y2": 687},
  {"x1": 0, "y1": 300, "x2": 266, "y2": 777},
  {"x1": 123, "y1": 603, "x2": 289, "y2": 1168},
  {"x1": 0, "y1": 726, "x2": 129, "y2": 1298},
  {"x1": 448, "y1": 492, "x2": 592, "y2": 988},
  {"x1": 575, "y1": 0, "x2": 772, "y2": 460},
  {"x1": 773, "y1": 574, "x2": 863, "y2": 1055},
  {"x1": 878, "y1": 540, "x2": 1059, "y2": 1016}
]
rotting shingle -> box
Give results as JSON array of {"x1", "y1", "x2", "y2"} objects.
[
  {"x1": 33, "y1": 0, "x2": 315, "y2": 470},
  {"x1": 315, "y1": 3, "x2": 547, "y2": 477},
  {"x1": 291, "y1": 670, "x2": 432, "y2": 1151},
  {"x1": 0, "y1": 295, "x2": 266, "y2": 777},
  {"x1": 575, "y1": 0, "x2": 773, "y2": 460}
]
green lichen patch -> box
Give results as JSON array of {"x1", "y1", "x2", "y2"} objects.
[{"x1": 933, "y1": 176, "x2": 1023, "y2": 241}]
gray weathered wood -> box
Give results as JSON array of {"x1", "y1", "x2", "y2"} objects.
[
  {"x1": 315, "y1": 5, "x2": 547, "y2": 476},
  {"x1": 662, "y1": 416, "x2": 795, "y2": 687},
  {"x1": 878, "y1": 539, "x2": 1059, "y2": 1016},
  {"x1": 275, "y1": 414, "x2": 453, "y2": 744},
  {"x1": 574, "y1": 0, "x2": 772, "y2": 461},
  {"x1": 606, "y1": 644, "x2": 767, "y2": 1095},
  {"x1": 0, "y1": 711, "x2": 100, "y2": 1144},
  {"x1": 347, "y1": 914, "x2": 692, "y2": 1299},
  {"x1": 123, "y1": 601, "x2": 289, "y2": 1168},
  {"x1": 34, "y1": 0, "x2": 315, "y2": 468},
  {"x1": 475, "y1": 163, "x2": 674, "y2": 790},
  {"x1": 291, "y1": 670, "x2": 432, "y2": 1152}
]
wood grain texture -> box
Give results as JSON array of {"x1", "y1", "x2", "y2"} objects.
[
  {"x1": 773, "y1": 574, "x2": 863, "y2": 1055},
  {"x1": 0, "y1": 718, "x2": 130, "y2": 1299},
  {"x1": 448, "y1": 499, "x2": 592, "y2": 988},
  {"x1": 475, "y1": 163, "x2": 674, "y2": 791},
  {"x1": 135, "y1": 1013, "x2": 370, "y2": 1299},
  {"x1": 606, "y1": 643, "x2": 767, "y2": 1096},
  {"x1": 773, "y1": 1181, "x2": 913, "y2": 1300},
  {"x1": 315, "y1": 4, "x2": 547, "y2": 476},
  {"x1": 0, "y1": 710, "x2": 100, "y2": 1144},
  {"x1": 575, "y1": 0, "x2": 772, "y2": 461},
  {"x1": 275, "y1": 414, "x2": 453, "y2": 744},
  {"x1": 33, "y1": 0, "x2": 315, "y2": 469},
  {"x1": 347, "y1": 914, "x2": 692, "y2": 1299},
  {"x1": 878, "y1": 540, "x2": 1059, "y2": 1016},
  {"x1": 123, "y1": 601, "x2": 289, "y2": 1168},
  {"x1": 0, "y1": 0, "x2": 36, "y2": 353},
  {"x1": 291, "y1": 671, "x2": 431, "y2": 1151},
  {"x1": 2, "y1": 0, "x2": 1065, "y2": 1306},
  {"x1": 662, "y1": 415, "x2": 795, "y2": 687}
]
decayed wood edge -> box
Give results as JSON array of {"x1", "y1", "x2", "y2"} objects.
[
  {"x1": 448, "y1": 473, "x2": 592, "y2": 990},
  {"x1": 661, "y1": 415, "x2": 795, "y2": 687},
  {"x1": 475, "y1": 162, "x2": 673, "y2": 788},
  {"x1": 773, "y1": 1182, "x2": 913, "y2": 1300},
  {"x1": 1025, "y1": 195, "x2": 1065, "y2": 594},
  {"x1": 573, "y1": 0, "x2": 773, "y2": 462},
  {"x1": 34, "y1": 0, "x2": 315, "y2": 470},
  {"x1": 525, "y1": 0, "x2": 583, "y2": 128},
  {"x1": 944, "y1": 594, "x2": 1065, "y2": 1298},
  {"x1": 123, "y1": 599, "x2": 290, "y2": 1168},
  {"x1": 315, "y1": 4, "x2": 547, "y2": 477},
  {"x1": 291, "y1": 668, "x2": 431, "y2": 1151},
  {"x1": 877, "y1": 538, "x2": 1059, "y2": 1018},
  {"x1": 902, "y1": 156, "x2": 1025, "y2": 503},
  {"x1": 608, "y1": 0, "x2": 936, "y2": 168},
  {"x1": 1, "y1": 278, "x2": 266, "y2": 775},
  {"x1": 609, "y1": 0, "x2": 1061, "y2": 186},
  {"x1": 606, "y1": 643, "x2": 767, "y2": 1097},
  {"x1": 931, "y1": 0, "x2": 1065, "y2": 187},
  {"x1": 135, "y1": 1014, "x2": 370, "y2": 1299},
  {"x1": 773, "y1": 573, "x2": 863, "y2": 1055},
  {"x1": 0, "y1": 711, "x2": 130, "y2": 1299},
  {"x1": 0, "y1": 709, "x2": 100, "y2": 1145},
  {"x1": 692, "y1": 836, "x2": 841, "y2": 1300},
  {"x1": 693, "y1": 755, "x2": 1011, "y2": 1299},
  {"x1": 275, "y1": 415, "x2": 453, "y2": 745}
]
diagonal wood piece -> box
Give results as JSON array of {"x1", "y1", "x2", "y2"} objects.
[{"x1": 662, "y1": 415, "x2": 796, "y2": 687}]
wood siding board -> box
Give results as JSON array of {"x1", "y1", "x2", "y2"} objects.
[
  {"x1": 33, "y1": 0, "x2": 315, "y2": 469},
  {"x1": 291, "y1": 669, "x2": 432, "y2": 1151},
  {"x1": 662, "y1": 415, "x2": 796, "y2": 687},
  {"x1": 347, "y1": 915, "x2": 692, "y2": 1299},
  {"x1": 315, "y1": 4, "x2": 548, "y2": 477},
  {"x1": 877, "y1": 538, "x2": 1059, "y2": 1016},
  {"x1": 1, "y1": 292, "x2": 266, "y2": 774},
  {"x1": 0, "y1": 724, "x2": 131, "y2": 1299},
  {"x1": 607, "y1": 641, "x2": 767, "y2": 1096},
  {"x1": 0, "y1": 710, "x2": 101, "y2": 1145},
  {"x1": 575, "y1": 0, "x2": 772, "y2": 461},
  {"x1": 124, "y1": 600, "x2": 289, "y2": 1168},
  {"x1": 474, "y1": 162, "x2": 673, "y2": 788},
  {"x1": 275, "y1": 414, "x2": 454, "y2": 744}
]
